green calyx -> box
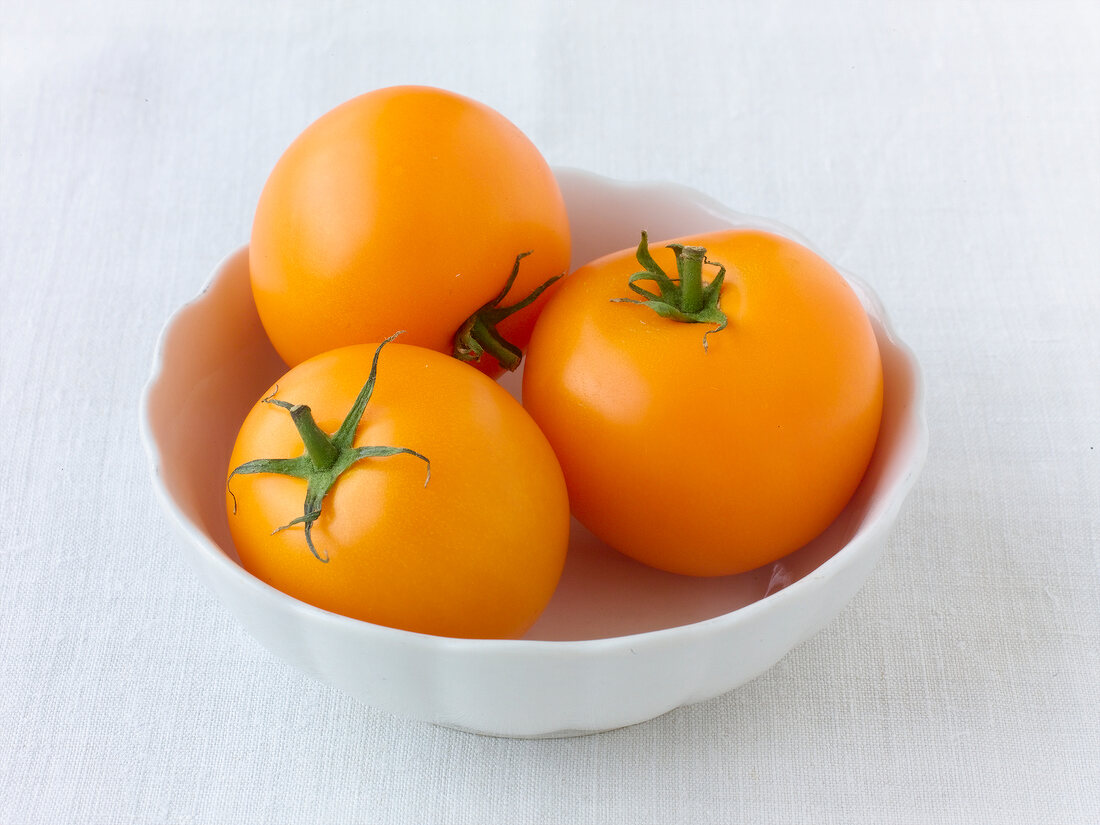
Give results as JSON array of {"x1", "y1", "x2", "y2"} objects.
[
  {"x1": 452, "y1": 251, "x2": 563, "y2": 371},
  {"x1": 612, "y1": 230, "x2": 729, "y2": 349},
  {"x1": 227, "y1": 333, "x2": 430, "y2": 563}
]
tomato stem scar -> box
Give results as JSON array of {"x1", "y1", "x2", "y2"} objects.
[
  {"x1": 611, "y1": 231, "x2": 729, "y2": 350},
  {"x1": 226, "y1": 332, "x2": 431, "y2": 562},
  {"x1": 452, "y1": 251, "x2": 563, "y2": 371}
]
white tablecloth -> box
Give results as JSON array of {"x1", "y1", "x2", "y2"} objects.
[{"x1": 3, "y1": 1, "x2": 1098, "y2": 822}]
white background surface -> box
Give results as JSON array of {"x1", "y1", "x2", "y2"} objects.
[{"x1": 3, "y1": 1, "x2": 1099, "y2": 822}]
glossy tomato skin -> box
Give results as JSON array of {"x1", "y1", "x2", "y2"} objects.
[
  {"x1": 522, "y1": 229, "x2": 883, "y2": 577},
  {"x1": 250, "y1": 86, "x2": 570, "y2": 376},
  {"x1": 226, "y1": 343, "x2": 569, "y2": 639}
]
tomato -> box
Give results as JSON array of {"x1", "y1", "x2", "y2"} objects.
[
  {"x1": 226, "y1": 337, "x2": 569, "y2": 638},
  {"x1": 250, "y1": 85, "x2": 571, "y2": 376},
  {"x1": 521, "y1": 230, "x2": 883, "y2": 577}
]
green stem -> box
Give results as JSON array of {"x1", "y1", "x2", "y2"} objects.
[
  {"x1": 611, "y1": 232, "x2": 730, "y2": 350},
  {"x1": 463, "y1": 316, "x2": 522, "y2": 371},
  {"x1": 451, "y1": 252, "x2": 563, "y2": 372},
  {"x1": 289, "y1": 405, "x2": 338, "y2": 470},
  {"x1": 677, "y1": 246, "x2": 707, "y2": 314}
]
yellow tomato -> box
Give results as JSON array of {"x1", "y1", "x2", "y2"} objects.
[
  {"x1": 250, "y1": 86, "x2": 570, "y2": 376},
  {"x1": 227, "y1": 339, "x2": 569, "y2": 638},
  {"x1": 522, "y1": 230, "x2": 883, "y2": 576}
]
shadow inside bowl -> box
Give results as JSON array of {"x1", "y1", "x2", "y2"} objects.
[
  {"x1": 145, "y1": 247, "x2": 284, "y2": 565},
  {"x1": 147, "y1": 239, "x2": 918, "y2": 643}
]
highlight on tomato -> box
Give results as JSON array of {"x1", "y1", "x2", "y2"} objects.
[
  {"x1": 521, "y1": 229, "x2": 884, "y2": 577},
  {"x1": 225, "y1": 336, "x2": 570, "y2": 639},
  {"x1": 249, "y1": 85, "x2": 571, "y2": 377}
]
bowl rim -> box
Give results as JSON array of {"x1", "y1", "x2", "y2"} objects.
[{"x1": 139, "y1": 168, "x2": 929, "y2": 654}]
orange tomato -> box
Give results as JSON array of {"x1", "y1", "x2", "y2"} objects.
[
  {"x1": 250, "y1": 86, "x2": 571, "y2": 376},
  {"x1": 521, "y1": 230, "x2": 883, "y2": 577},
  {"x1": 226, "y1": 339, "x2": 569, "y2": 638}
]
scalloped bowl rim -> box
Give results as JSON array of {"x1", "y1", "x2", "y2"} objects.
[{"x1": 139, "y1": 168, "x2": 928, "y2": 730}]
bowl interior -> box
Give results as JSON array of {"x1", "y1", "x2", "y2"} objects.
[{"x1": 145, "y1": 170, "x2": 920, "y2": 642}]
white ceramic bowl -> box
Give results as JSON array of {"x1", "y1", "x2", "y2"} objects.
[{"x1": 140, "y1": 169, "x2": 927, "y2": 737}]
